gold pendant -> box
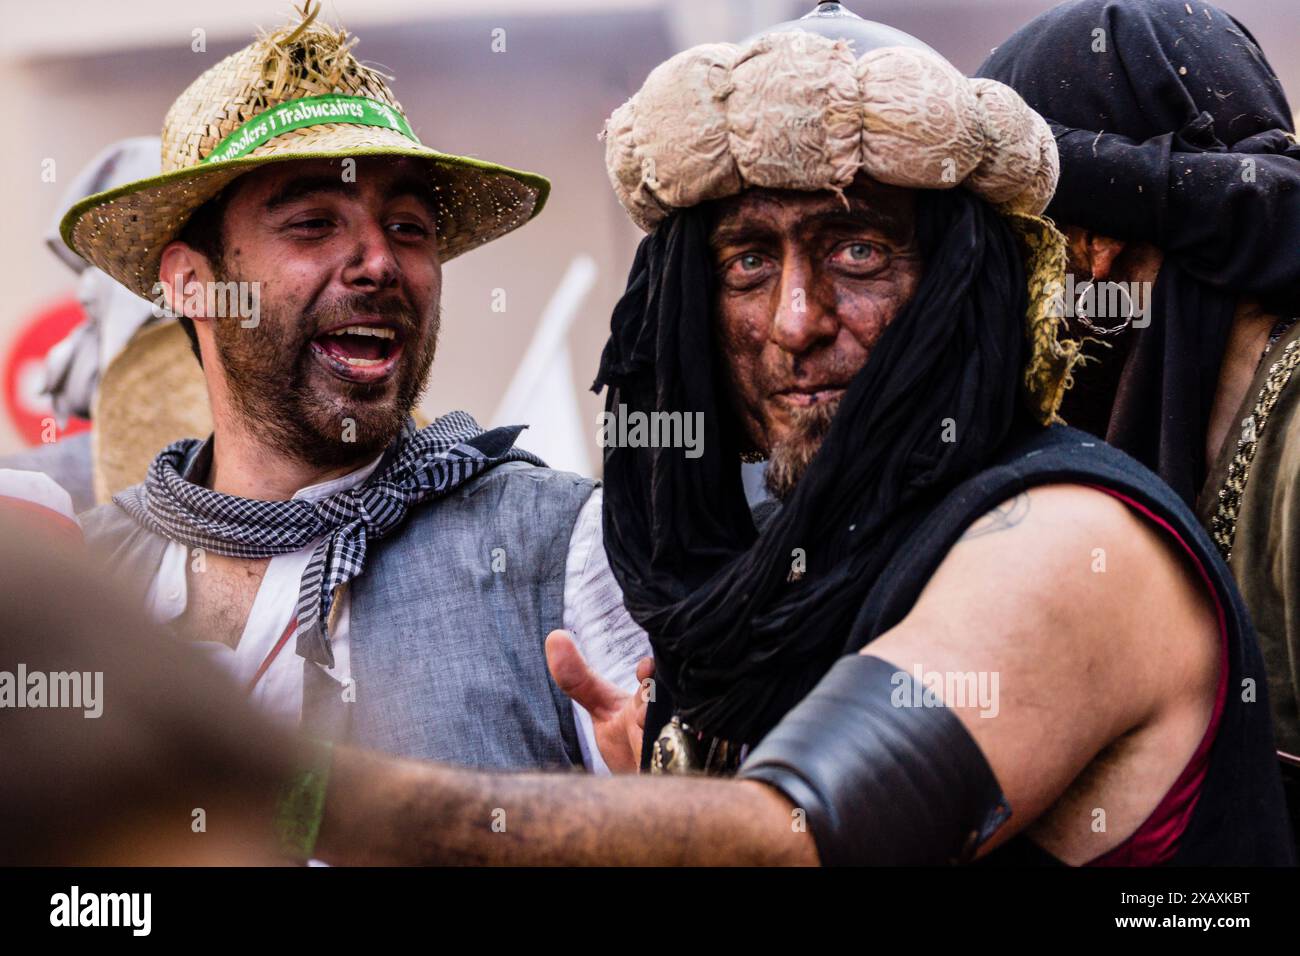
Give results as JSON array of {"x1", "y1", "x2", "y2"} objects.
[
  {"x1": 651, "y1": 716, "x2": 698, "y2": 774},
  {"x1": 650, "y1": 716, "x2": 748, "y2": 775}
]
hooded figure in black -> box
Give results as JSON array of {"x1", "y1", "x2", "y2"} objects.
[
  {"x1": 980, "y1": 0, "x2": 1300, "y2": 845},
  {"x1": 978, "y1": 0, "x2": 1300, "y2": 507}
]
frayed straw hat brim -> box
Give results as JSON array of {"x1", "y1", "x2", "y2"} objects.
[{"x1": 62, "y1": 133, "x2": 549, "y2": 300}]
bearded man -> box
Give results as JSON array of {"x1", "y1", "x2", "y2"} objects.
[
  {"x1": 979, "y1": 0, "x2": 1300, "y2": 843},
  {"x1": 300, "y1": 6, "x2": 1293, "y2": 866},
  {"x1": 64, "y1": 6, "x2": 651, "y2": 777}
]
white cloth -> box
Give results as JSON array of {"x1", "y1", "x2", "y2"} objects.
[
  {"x1": 0, "y1": 468, "x2": 79, "y2": 524},
  {"x1": 144, "y1": 462, "x2": 649, "y2": 774}
]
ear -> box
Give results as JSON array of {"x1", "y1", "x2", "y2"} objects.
[
  {"x1": 1085, "y1": 234, "x2": 1127, "y2": 282},
  {"x1": 156, "y1": 241, "x2": 213, "y2": 322}
]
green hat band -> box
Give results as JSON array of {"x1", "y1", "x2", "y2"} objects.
[{"x1": 202, "y1": 94, "x2": 419, "y2": 164}]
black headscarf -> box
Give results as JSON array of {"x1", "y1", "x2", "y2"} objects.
[
  {"x1": 979, "y1": 0, "x2": 1300, "y2": 505},
  {"x1": 593, "y1": 188, "x2": 1032, "y2": 745}
]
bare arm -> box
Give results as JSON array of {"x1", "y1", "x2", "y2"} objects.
[
  {"x1": 316, "y1": 484, "x2": 1215, "y2": 867},
  {"x1": 316, "y1": 745, "x2": 818, "y2": 866},
  {"x1": 869, "y1": 483, "x2": 1219, "y2": 859}
]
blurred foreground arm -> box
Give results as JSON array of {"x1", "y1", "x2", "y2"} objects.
[{"x1": 315, "y1": 744, "x2": 816, "y2": 866}]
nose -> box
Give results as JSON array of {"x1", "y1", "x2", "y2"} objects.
[
  {"x1": 770, "y1": 257, "x2": 838, "y2": 355},
  {"x1": 340, "y1": 217, "x2": 399, "y2": 292}
]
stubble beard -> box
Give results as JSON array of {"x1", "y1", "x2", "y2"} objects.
[
  {"x1": 763, "y1": 398, "x2": 841, "y2": 502},
  {"x1": 209, "y1": 260, "x2": 440, "y2": 470}
]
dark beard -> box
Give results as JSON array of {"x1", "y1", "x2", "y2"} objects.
[
  {"x1": 763, "y1": 398, "x2": 840, "y2": 501},
  {"x1": 209, "y1": 263, "x2": 440, "y2": 469}
]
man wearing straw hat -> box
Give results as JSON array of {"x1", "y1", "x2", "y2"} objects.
[{"x1": 64, "y1": 4, "x2": 651, "y2": 774}]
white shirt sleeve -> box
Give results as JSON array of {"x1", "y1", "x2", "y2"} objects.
[{"x1": 562, "y1": 486, "x2": 653, "y2": 774}]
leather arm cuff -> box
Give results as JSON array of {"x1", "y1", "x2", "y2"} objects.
[{"x1": 739, "y1": 654, "x2": 1011, "y2": 865}]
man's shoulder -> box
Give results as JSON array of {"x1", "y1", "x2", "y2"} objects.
[
  {"x1": 951, "y1": 445, "x2": 1220, "y2": 631},
  {"x1": 79, "y1": 494, "x2": 138, "y2": 547},
  {"x1": 455, "y1": 460, "x2": 597, "y2": 502},
  {"x1": 976, "y1": 483, "x2": 1169, "y2": 570},
  {"x1": 400, "y1": 462, "x2": 597, "y2": 533},
  {"x1": 76, "y1": 489, "x2": 171, "y2": 606},
  {"x1": 915, "y1": 428, "x2": 1225, "y2": 679},
  {"x1": 78, "y1": 487, "x2": 170, "y2": 562},
  {"x1": 908, "y1": 481, "x2": 1219, "y2": 715},
  {"x1": 909, "y1": 425, "x2": 1207, "y2": 565},
  {"x1": 371, "y1": 464, "x2": 600, "y2": 591},
  {"x1": 946, "y1": 482, "x2": 1185, "y2": 599},
  {"x1": 967, "y1": 425, "x2": 1223, "y2": 561}
]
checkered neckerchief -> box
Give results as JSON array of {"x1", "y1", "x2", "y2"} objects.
[{"x1": 116, "y1": 412, "x2": 544, "y2": 666}]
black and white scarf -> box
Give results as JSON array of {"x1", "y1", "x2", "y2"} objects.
[{"x1": 116, "y1": 412, "x2": 544, "y2": 666}]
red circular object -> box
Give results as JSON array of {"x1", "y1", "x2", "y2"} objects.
[{"x1": 3, "y1": 297, "x2": 92, "y2": 446}]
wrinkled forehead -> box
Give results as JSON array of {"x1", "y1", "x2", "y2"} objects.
[
  {"x1": 223, "y1": 155, "x2": 438, "y2": 211},
  {"x1": 706, "y1": 173, "x2": 917, "y2": 245}
]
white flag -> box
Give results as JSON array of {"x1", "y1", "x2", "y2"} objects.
[{"x1": 492, "y1": 255, "x2": 598, "y2": 477}]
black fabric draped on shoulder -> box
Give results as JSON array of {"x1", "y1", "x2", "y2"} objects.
[{"x1": 592, "y1": 188, "x2": 1032, "y2": 746}]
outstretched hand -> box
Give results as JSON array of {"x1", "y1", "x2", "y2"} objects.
[{"x1": 545, "y1": 629, "x2": 655, "y2": 773}]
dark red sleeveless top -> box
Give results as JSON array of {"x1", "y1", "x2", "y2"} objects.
[
  {"x1": 849, "y1": 425, "x2": 1293, "y2": 866},
  {"x1": 1083, "y1": 486, "x2": 1229, "y2": 866}
]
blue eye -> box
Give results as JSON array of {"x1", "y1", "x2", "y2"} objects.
[
  {"x1": 721, "y1": 252, "x2": 773, "y2": 288},
  {"x1": 831, "y1": 241, "x2": 888, "y2": 274}
]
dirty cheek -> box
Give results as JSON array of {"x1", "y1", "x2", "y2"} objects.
[
  {"x1": 838, "y1": 268, "x2": 919, "y2": 353},
  {"x1": 714, "y1": 298, "x2": 771, "y2": 433},
  {"x1": 836, "y1": 289, "x2": 889, "y2": 354}
]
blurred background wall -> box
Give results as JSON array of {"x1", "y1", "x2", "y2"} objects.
[{"x1": 1, "y1": 0, "x2": 1296, "y2": 476}]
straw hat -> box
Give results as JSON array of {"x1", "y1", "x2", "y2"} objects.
[
  {"x1": 92, "y1": 321, "x2": 213, "y2": 503},
  {"x1": 58, "y1": 4, "x2": 489, "y2": 502},
  {"x1": 60, "y1": 2, "x2": 549, "y2": 298}
]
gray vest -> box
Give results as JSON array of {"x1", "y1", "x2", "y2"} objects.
[{"x1": 80, "y1": 460, "x2": 597, "y2": 772}]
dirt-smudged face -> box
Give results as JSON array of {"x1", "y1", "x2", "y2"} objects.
[
  {"x1": 196, "y1": 156, "x2": 443, "y2": 468},
  {"x1": 708, "y1": 174, "x2": 923, "y2": 498}
]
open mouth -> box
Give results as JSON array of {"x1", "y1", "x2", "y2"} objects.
[
  {"x1": 772, "y1": 386, "x2": 847, "y2": 408},
  {"x1": 309, "y1": 322, "x2": 404, "y2": 384}
]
